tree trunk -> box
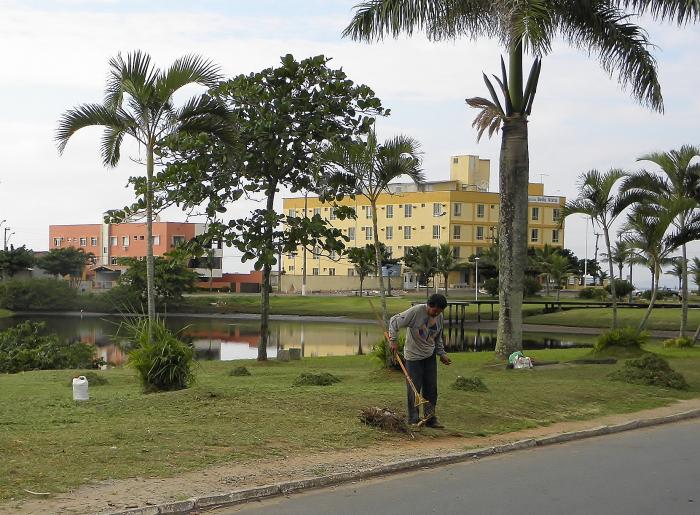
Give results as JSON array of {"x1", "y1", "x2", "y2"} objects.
[
  {"x1": 145, "y1": 144, "x2": 156, "y2": 328},
  {"x1": 359, "y1": 276, "x2": 364, "y2": 297},
  {"x1": 680, "y1": 244, "x2": 688, "y2": 337},
  {"x1": 495, "y1": 115, "x2": 529, "y2": 359},
  {"x1": 443, "y1": 273, "x2": 448, "y2": 296},
  {"x1": 603, "y1": 228, "x2": 617, "y2": 329},
  {"x1": 302, "y1": 193, "x2": 308, "y2": 296},
  {"x1": 638, "y1": 264, "x2": 659, "y2": 333},
  {"x1": 258, "y1": 190, "x2": 276, "y2": 361},
  {"x1": 370, "y1": 201, "x2": 390, "y2": 367}
]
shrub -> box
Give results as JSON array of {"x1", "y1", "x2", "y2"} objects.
[
  {"x1": 605, "y1": 280, "x2": 634, "y2": 299},
  {"x1": 483, "y1": 278, "x2": 499, "y2": 296},
  {"x1": 578, "y1": 287, "x2": 607, "y2": 300},
  {"x1": 451, "y1": 375, "x2": 488, "y2": 392},
  {"x1": 229, "y1": 366, "x2": 251, "y2": 376},
  {"x1": 0, "y1": 321, "x2": 95, "y2": 373},
  {"x1": 66, "y1": 371, "x2": 109, "y2": 386},
  {"x1": 0, "y1": 278, "x2": 78, "y2": 311},
  {"x1": 293, "y1": 372, "x2": 340, "y2": 386},
  {"x1": 524, "y1": 277, "x2": 542, "y2": 297},
  {"x1": 662, "y1": 337, "x2": 694, "y2": 348},
  {"x1": 640, "y1": 289, "x2": 678, "y2": 301},
  {"x1": 610, "y1": 353, "x2": 688, "y2": 389},
  {"x1": 124, "y1": 318, "x2": 195, "y2": 392},
  {"x1": 594, "y1": 328, "x2": 648, "y2": 352},
  {"x1": 371, "y1": 335, "x2": 406, "y2": 367}
]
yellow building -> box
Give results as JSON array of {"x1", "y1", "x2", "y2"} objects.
[{"x1": 281, "y1": 154, "x2": 565, "y2": 291}]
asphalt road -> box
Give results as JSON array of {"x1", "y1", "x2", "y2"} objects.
[{"x1": 218, "y1": 419, "x2": 700, "y2": 515}]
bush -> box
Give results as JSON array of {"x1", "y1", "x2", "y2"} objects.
[
  {"x1": 605, "y1": 280, "x2": 634, "y2": 299},
  {"x1": 0, "y1": 278, "x2": 78, "y2": 311},
  {"x1": 578, "y1": 287, "x2": 607, "y2": 300},
  {"x1": 640, "y1": 289, "x2": 678, "y2": 301},
  {"x1": 594, "y1": 328, "x2": 648, "y2": 352},
  {"x1": 229, "y1": 366, "x2": 251, "y2": 376},
  {"x1": 293, "y1": 372, "x2": 340, "y2": 386},
  {"x1": 610, "y1": 353, "x2": 688, "y2": 389},
  {"x1": 66, "y1": 371, "x2": 109, "y2": 386},
  {"x1": 371, "y1": 335, "x2": 406, "y2": 367},
  {"x1": 451, "y1": 375, "x2": 488, "y2": 392},
  {"x1": 483, "y1": 278, "x2": 499, "y2": 296},
  {"x1": 663, "y1": 336, "x2": 694, "y2": 348},
  {"x1": 0, "y1": 321, "x2": 95, "y2": 373},
  {"x1": 524, "y1": 277, "x2": 542, "y2": 297},
  {"x1": 125, "y1": 318, "x2": 195, "y2": 392}
]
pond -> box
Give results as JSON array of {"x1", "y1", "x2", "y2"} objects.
[{"x1": 0, "y1": 314, "x2": 594, "y2": 365}]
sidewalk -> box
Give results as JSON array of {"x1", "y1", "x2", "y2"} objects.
[{"x1": 5, "y1": 398, "x2": 700, "y2": 515}]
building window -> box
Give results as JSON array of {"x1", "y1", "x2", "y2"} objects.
[
  {"x1": 288, "y1": 265, "x2": 295, "y2": 272},
  {"x1": 78, "y1": 237, "x2": 87, "y2": 247},
  {"x1": 313, "y1": 207, "x2": 321, "y2": 217},
  {"x1": 122, "y1": 236, "x2": 129, "y2": 247},
  {"x1": 432, "y1": 225, "x2": 441, "y2": 239},
  {"x1": 386, "y1": 246, "x2": 393, "y2": 256},
  {"x1": 532, "y1": 207, "x2": 540, "y2": 221},
  {"x1": 53, "y1": 237, "x2": 63, "y2": 247},
  {"x1": 552, "y1": 208, "x2": 561, "y2": 222},
  {"x1": 312, "y1": 268, "x2": 319, "y2": 276},
  {"x1": 386, "y1": 205, "x2": 393, "y2": 218},
  {"x1": 330, "y1": 250, "x2": 338, "y2": 260},
  {"x1": 476, "y1": 247, "x2": 483, "y2": 254},
  {"x1": 110, "y1": 236, "x2": 117, "y2": 247},
  {"x1": 404, "y1": 226, "x2": 412, "y2": 240},
  {"x1": 139, "y1": 235, "x2": 145, "y2": 240},
  {"x1": 404, "y1": 204, "x2": 413, "y2": 218},
  {"x1": 477, "y1": 204, "x2": 485, "y2": 218},
  {"x1": 110, "y1": 257, "x2": 118, "y2": 265},
  {"x1": 90, "y1": 237, "x2": 98, "y2": 246},
  {"x1": 386, "y1": 226, "x2": 393, "y2": 240},
  {"x1": 348, "y1": 269, "x2": 355, "y2": 276},
  {"x1": 330, "y1": 208, "x2": 337, "y2": 220},
  {"x1": 453, "y1": 246, "x2": 460, "y2": 258},
  {"x1": 433, "y1": 203, "x2": 443, "y2": 216},
  {"x1": 172, "y1": 235, "x2": 185, "y2": 247},
  {"x1": 552, "y1": 229, "x2": 560, "y2": 243},
  {"x1": 288, "y1": 209, "x2": 296, "y2": 218},
  {"x1": 364, "y1": 227, "x2": 373, "y2": 240},
  {"x1": 313, "y1": 246, "x2": 321, "y2": 258},
  {"x1": 453, "y1": 157, "x2": 459, "y2": 164},
  {"x1": 348, "y1": 227, "x2": 355, "y2": 241},
  {"x1": 152, "y1": 235, "x2": 160, "y2": 245},
  {"x1": 364, "y1": 206, "x2": 372, "y2": 219},
  {"x1": 531, "y1": 228, "x2": 539, "y2": 242},
  {"x1": 453, "y1": 225, "x2": 461, "y2": 239},
  {"x1": 328, "y1": 268, "x2": 336, "y2": 276},
  {"x1": 476, "y1": 226, "x2": 484, "y2": 240},
  {"x1": 453, "y1": 203, "x2": 462, "y2": 216}
]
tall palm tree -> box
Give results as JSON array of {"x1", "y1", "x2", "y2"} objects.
[
  {"x1": 602, "y1": 239, "x2": 632, "y2": 280},
  {"x1": 532, "y1": 244, "x2": 558, "y2": 295},
  {"x1": 56, "y1": 51, "x2": 231, "y2": 324},
  {"x1": 547, "y1": 252, "x2": 574, "y2": 303},
  {"x1": 690, "y1": 257, "x2": 700, "y2": 295},
  {"x1": 343, "y1": 1, "x2": 699, "y2": 358},
  {"x1": 564, "y1": 169, "x2": 627, "y2": 328},
  {"x1": 324, "y1": 129, "x2": 423, "y2": 324},
  {"x1": 619, "y1": 145, "x2": 700, "y2": 336},
  {"x1": 436, "y1": 243, "x2": 458, "y2": 296},
  {"x1": 666, "y1": 256, "x2": 684, "y2": 290}
]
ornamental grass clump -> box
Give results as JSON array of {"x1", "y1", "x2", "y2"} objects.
[
  {"x1": 229, "y1": 366, "x2": 251, "y2": 376},
  {"x1": 609, "y1": 353, "x2": 688, "y2": 390},
  {"x1": 594, "y1": 328, "x2": 648, "y2": 353},
  {"x1": 124, "y1": 318, "x2": 195, "y2": 392},
  {"x1": 371, "y1": 335, "x2": 405, "y2": 369},
  {"x1": 662, "y1": 336, "x2": 694, "y2": 348},
  {"x1": 452, "y1": 375, "x2": 488, "y2": 392},
  {"x1": 293, "y1": 372, "x2": 340, "y2": 386}
]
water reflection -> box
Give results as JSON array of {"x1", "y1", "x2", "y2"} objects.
[{"x1": 0, "y1": 315, "x2": 592, "y2": 365}]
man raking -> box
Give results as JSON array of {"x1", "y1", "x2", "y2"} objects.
[{"x1": 388, "y1": 293, "x2": 451, "y2": 428}]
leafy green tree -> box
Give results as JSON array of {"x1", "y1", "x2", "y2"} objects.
[
  {"x1": 37, "y1": 247, "x2": 94, "y2": 287},
  {"x1": 404, "y1": 245, "x2": 438, "y2": 300},
  {"x1": 151, "y1": 55, "x2": 386, "y2": 360},
  {"x1": 436, "y1": 243, "x2": 458, "y2": 296},
  {"x1": 564, "y1": 169, "x2": 627, "y2": 328},
  {"x1": 347, "y1": 245, "x2": 376, "y2": 296},
  {"x1": 0, "y1": 245, "x2": 34, "y2": 279},
  {"x1": 117, "y1": 253, "x2": 198, "y2": 306},
  {"x1": 343, "y1": 0, "x2": 700, "y2": 359},
  {"x1": 56, "y1": 50, "x2": 231, "y2": 323},
  {"x1": 324, "y1": 129, "x2": 423, "y2": 323},
  {"x1": 620, "y1": 145, "x2": 700, "y2": 336}
]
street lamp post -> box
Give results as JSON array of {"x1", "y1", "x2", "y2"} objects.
[
  {"x1": 3, "y1": 227, "x2": 11, "y2": 251},
  {"x1": 474, "y1": 257, "x2": 480, "y2": 301}
]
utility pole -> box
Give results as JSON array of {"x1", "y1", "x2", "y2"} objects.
[
  {"x1": 3, "y1": 226, "x2": 11, "y2": 251},
  {"x1": 302, "y1": 193, "x2": 308, "y2": 296},
  {"x1": 593, "y1": 232, "x2": 601, "y2": 285}
]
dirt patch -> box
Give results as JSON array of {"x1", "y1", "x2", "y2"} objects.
[{"x1": 5, "y1": 398, "x2": 700, "y2": 515}]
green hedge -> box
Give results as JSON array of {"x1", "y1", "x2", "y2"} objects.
[{"x1": 0, "y1": 279, "x2": 77, "y2": 311}]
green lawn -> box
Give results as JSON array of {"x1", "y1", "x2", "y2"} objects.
[
  {"x1": 2, "y1": 345, "x2": 700, "y2": 502},
  {"x1": 524, "y1": 307, "x2": 700, "y2": 332},
  {"x1": 0, "y1": 309, "x2": 12, "y2": 318}
]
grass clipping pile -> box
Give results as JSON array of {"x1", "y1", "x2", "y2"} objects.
[
  {"x1": 293, "y1": 372, "x2": 340, "y2": 386},
  {"x1": 359, "y1": 407, "x2": 411, "y2": 434},
  {"x1": 610, "y1": 353, "x2": 688, "y2": 390},
  {"x1": 452, "y1": 375, "x2": 488, "y2": 392}
]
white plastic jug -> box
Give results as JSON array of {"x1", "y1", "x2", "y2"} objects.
[{"x1": 72, "y1": 376, "x2": 89, "y2": 401}]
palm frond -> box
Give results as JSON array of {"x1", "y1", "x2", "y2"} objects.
[
  {"x1": 56, "y1": 103, "x2": 131, "y2": 154},
  {"x1": 522, "y1": 57, "x2": 542, "y2": 115},
  {"x1": 465, "y1": 96, "x2": 504, "y2": 141},
  {"x1": 100, "y1": 127, "x2": 126, "y2": 167},
  {"x1": 156, "y1": 54, "x2": 223, "y2": 100},
  {"x1": 615, "y1": 1, "x2": 700, "y2": 24},
  {"x1": 104, "y1": 51, "x2": 159, "y2": 110},
  {"x1": 555, "y1": 2, "x2": 663, "y2": 112},
  {"x1": 507, "y1": 0, "x2": 555, "y2": 55}
]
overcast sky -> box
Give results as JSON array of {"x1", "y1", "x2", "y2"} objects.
[{"x1": 1, "y1": 0, "x2": 698, "y2": 287}]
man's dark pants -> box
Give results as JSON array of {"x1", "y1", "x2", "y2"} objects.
[{"x1": 405, "y1": 352, "x2": 437, "y2": 423}]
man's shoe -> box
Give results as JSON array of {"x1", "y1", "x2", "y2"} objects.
[
  {"x1": 408, "y1": 418, "x2": 420, "y2": 425},
  {"x1": 425, "y1": 418, "x2": 445, "y2": 429}
]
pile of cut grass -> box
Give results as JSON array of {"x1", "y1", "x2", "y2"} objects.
[
  {"x1": 229, "y1": 366, "x2": 251, "y2": 376},
  {"x1": 610, "y1": 353, "x2": 688, "y2": 390},
  {"x1": 293, "y1": 372, "x2": 341, "y2": 386},
  {"x1": 451, "y1": 375, "x2": 488, "y2": 392}
]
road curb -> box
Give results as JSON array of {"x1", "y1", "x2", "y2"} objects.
[{"x1": 105, "y1": 408, "x2": 700, "y2": 515}]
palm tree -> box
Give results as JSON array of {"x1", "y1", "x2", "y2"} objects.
[
  {"x1": 547, "y1": 252, "x2": 574, "y2": 303},
  {"x1": 532, "y1": 244, "x2": 558, "y2": 295},
  {"x1": 348, "y1": 245, "x2": 376, "y2": 297},
  {"x1": 603, "y1": 240, "x2": 632, "y2": 280},
  {"x1": 689, "y1": 257, "x2": 700, "y2": 295},
  {"x1": 564, "y1": 169, "x2": 627, "y2": 328},
  {"x1": 324, "y1": 130, "x2": 423, "y2": 323},
  {"x1": 56, "y1": 51, "x2": 231, "y2": 324},
  {"x1": 404, "y1": 245, "x2": 438, "y2": 300},
  {"x1": 619, "y1": 145, "x2": 700, "y2": 336},
  {"x1": 666, "y1": 256, "x2": 684, "y2": 291},
  {"x1": 343, "y1": 1, "x2": 698, "y2": 358},
  {"x1": 436, "y1": 243, "x2": 458, "y2": 296}
]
